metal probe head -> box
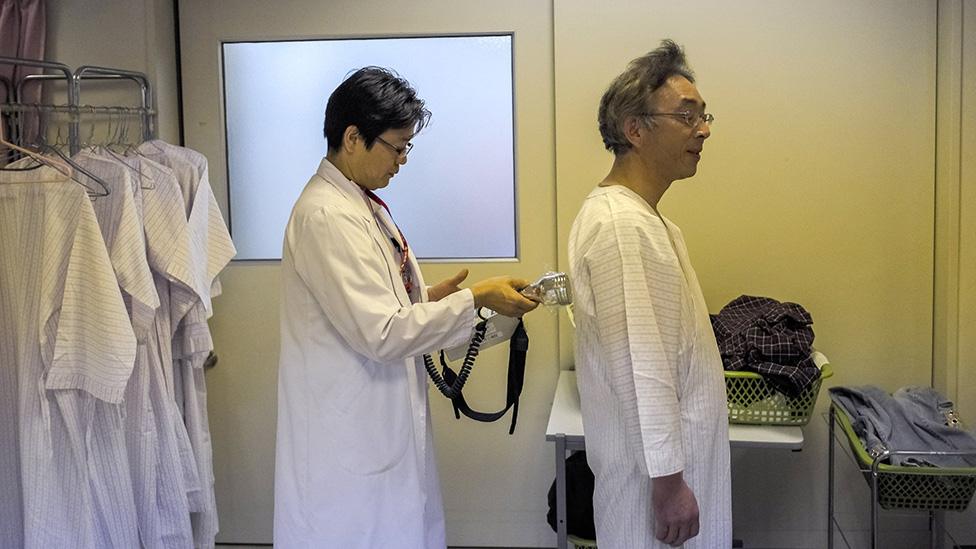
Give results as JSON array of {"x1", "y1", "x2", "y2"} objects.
[{"x1": 521, "y1": 271, "x2": 573, "y2": 306}]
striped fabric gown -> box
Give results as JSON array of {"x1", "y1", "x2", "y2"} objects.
[
  {"x1": 138, "y1": 140, "x2": 236, "y2": 549},
  {"x1": 79, "y1": 151, "x2": 199, "y2": 548},
  {"x1": 568, "y1": 185, "x2": 731, "y2": 549},
  {"x1": 0, "y1": 168, "x2": 137, "y2": 548}
]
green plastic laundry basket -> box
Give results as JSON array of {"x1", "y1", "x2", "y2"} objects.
[
  {"x1": 568, "y1": 534, "x2": 598, "y2": 549},
  {"x1": 833, "y1": 403, "x2": 976, "y2": 511},
  {"x1": 725, "y1": 352, "x2": 832, "y2": 426}
]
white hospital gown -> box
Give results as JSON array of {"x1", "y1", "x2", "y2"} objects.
[
  {"x1": 0, "y1": 170, "x2": 137, "y2": 548},
  {"x1": 138, "y1": 141, "x2": 236, "y2": 549},
  {"x1": 133, "y1": 154, "x2": 211, "y2": 546},
  {"x1": 87, "y1": 150, "x2": 199, "y2": 548},
  {"x1": 568, "y1": 185, "x2": 731, "y2": 549},
  {"x1": 74, "y1": 152, "x2": 162, "y2": 548}
]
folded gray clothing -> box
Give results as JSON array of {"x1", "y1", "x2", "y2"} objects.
[
  {"x1": 829, "y1": 385, "x2": 976, "y2": 468},
  {"x1": 893, "y1": 386, "x2": 976, "y2": 467}
]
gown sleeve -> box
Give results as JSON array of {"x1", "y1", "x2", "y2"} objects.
[
  {"x1": 584, "y1": 207, "x2": 686, "y2": 477},
  {"x1": 47, "y1": 195, "x2": 137, "y2": 403}
]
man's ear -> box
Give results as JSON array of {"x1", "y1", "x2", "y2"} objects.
[
  {"x1": 623, "y1": 115, "x2": 646, "y2": 148},
  {"x1": 342, "y1": 125, "x2": 361, "y2": 153}
]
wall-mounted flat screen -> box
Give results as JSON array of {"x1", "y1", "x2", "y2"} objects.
[{"x1": 222, "y1": 34, "x2": 516, "y2": 261}]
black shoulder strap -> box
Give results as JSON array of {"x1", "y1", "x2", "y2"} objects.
[{"x1": 441, "y1": 319, "x2": 528, "y2": 434}]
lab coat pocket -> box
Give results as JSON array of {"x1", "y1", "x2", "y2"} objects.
[
  {"x1": 334, "y1": 358, "x2": 412, "y2": 476},
  {"x1": 329, "y1": 355, "x2": 371, "y2": 415}
]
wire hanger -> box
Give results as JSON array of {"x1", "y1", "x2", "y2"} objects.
[
  {"x1": 82, "y1": 106, "x2": 154, "y2": 190},
  {"x1": 135, "y1": 112, "x2": 167, "y2": 155},
  {"x1": 101, "y1": 146, "x2": 155, "y2": 191},
  {"x1": 17, "y1": 109, "x2": 111, "y2": 197},
  {"x1": 120, "y1": 108, "x2": 167, "y2": 167},
  {"x1": 0, "y1": 109, "x2": 74, "y2": 182},
  {"x1": 43, "y1": 144, "x2": 111, "y2": 197}
]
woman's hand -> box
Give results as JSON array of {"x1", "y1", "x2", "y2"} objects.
[
  {"x1": 427, "y1": 269, "x2": 469, "y2": 302},
  {"x1": 470, "y1": 276, "x2": 540, "y2": 317}
]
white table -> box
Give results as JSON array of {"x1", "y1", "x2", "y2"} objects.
[{"x1": 546, "y1": 370, "x2": 804, "y2": 548}]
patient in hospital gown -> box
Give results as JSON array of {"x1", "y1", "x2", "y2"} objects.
[{"x1": 568, "y1": 40, "x2": 731, "y2": 548}]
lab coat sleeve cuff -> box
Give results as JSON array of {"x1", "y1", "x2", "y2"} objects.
[{"x1": 437, "y1": 288, "x2": 478, "y2": 351}]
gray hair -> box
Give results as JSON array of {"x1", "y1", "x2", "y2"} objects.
[{"x1": 598, "y1": 39, "x2": 695, "y2": 155}]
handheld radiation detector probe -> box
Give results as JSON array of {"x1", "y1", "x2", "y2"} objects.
[{"x1": 424, "y1": 272, "x2": 573, "y2": 433}]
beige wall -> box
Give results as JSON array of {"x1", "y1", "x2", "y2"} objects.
[
  {"x1": 934, "y1": 0, "x2": 963, "y2": 401},
  {"x1": 957, "y1": 0, "x2": 976, "y2": 434},
  {"x1": 941, "y1": 0, "x2": 976, "y2": 540},
  {"x1": 937, "y1": 0, "x2": 976, "y2": 433},
  {"x1": 41, "y1": 0, "x2": 976, "y2": 546},
  {"x1": 46, "y1": 0, "x2": 179, "y2": 143},
  {"x1": 554, "y1": 1, "x2": 937, "y2": 546},
  {"x1": 177, "y1": 0, "x2": 556, "y2": 544}
]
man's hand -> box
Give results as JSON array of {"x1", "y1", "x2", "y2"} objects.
[
  {"x1": 470, "y1": 275, "x2": 539, "y2": 317},
  {"x1": 428, "y1": 269, "x2": 469, "y2": 302},
  {"x1": 651, "y1": 472, "x2": 700, "y2": 547}
]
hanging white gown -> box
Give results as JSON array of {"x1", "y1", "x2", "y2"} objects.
[
  {"x1": 73, "y1": 152, "x2": 160, "y2": 549},
  {"x1": 138, "y1": 140, "x2": 236, "y2": 549},
  {"x1": 0, "y1": 170, "x2": 137, "y2": 548},
  {"x1": 85, "y1": 150, "x2": 198, "y2": 548},
  {"x1": 568, "y1": 185, "x2": 731, "y2": 549}
]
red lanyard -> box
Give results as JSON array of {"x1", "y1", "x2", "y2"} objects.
[{"x1": 362, "y1": 188, "x2": 414, "y2": 294}]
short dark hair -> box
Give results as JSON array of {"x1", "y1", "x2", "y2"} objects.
[
  {"x1": 323, "y1": 66, "x2": 431, "y2": 151},
  {"x1": 598, "y1": 40, "x2": 695, "y2": 155}
]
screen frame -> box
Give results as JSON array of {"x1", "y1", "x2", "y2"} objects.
[{"x1": 219, "y1": 32, "x2": 519, "y2": 263}]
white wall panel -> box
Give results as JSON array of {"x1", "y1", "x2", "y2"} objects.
[{"x1": 177, "y1": 0, "x2": 556, "y2": 544}]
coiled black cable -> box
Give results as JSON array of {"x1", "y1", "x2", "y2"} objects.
[{"x1": 424, "y1": 319, "x2": 488, "y2": 399}]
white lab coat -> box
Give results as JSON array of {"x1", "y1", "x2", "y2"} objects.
[
  {"x1": 274, "y1": 158, "x2": 477, "y2": 548},
  {"x1": 568, "y1": 185, "x2": 732, "y2": 548}
]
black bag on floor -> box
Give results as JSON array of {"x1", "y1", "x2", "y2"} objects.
[{"x1": 546, "y1": 450, "x2": 596, "y2": 539}]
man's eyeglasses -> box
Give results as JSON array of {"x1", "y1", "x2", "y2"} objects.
[
  {"x1": 641, "y1": 111, "x2": 714, "y2": 128},
  {"x1": 375, "y1": 136, "x2": 414, "y2": 158}
]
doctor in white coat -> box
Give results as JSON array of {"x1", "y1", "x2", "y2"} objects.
[{"x1": 274, "y1": 67, "x2": 538, "y2": 548}]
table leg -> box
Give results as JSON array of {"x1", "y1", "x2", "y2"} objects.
[
  {"x1": 828, "y1": 405, "x2": 835, "y2": 549},
  {"x1": 929, "y1": 509, "x2": 945, "y2": 549},
  {"x1": 556, "y1": 434, "x2": 568, "y2": 549},
  {"x1": 871, "y1": 468, "x2": 879, "y2": 549}
]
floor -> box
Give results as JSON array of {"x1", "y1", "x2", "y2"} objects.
[
  {"x1": 215, "y1": 545, "x2": 544, "y2": 549},
  {"x1": 216, "y1": 546, "x2": 544, "y2": 549}
]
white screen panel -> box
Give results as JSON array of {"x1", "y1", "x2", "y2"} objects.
[{"x1": 222, "y1": 35, "x2": 515, "y2": 260}]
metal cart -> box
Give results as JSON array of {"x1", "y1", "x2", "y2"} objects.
[{"x1": 827, "y1": 403, "x2": 976, "y2": 548}]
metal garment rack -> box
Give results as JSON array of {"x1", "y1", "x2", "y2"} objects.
[
  {"x1": 0, "y1": 56, "x2": 156, "y2": 155},
  {"x1": 827, "y1": 404, "x2": 976, "y2": 549}
]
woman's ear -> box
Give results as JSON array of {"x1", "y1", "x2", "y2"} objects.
[{"x1": 342, "y1": 125, "x2": 360, "y2": 153}]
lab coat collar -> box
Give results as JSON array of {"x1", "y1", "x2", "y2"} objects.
[
  {"x1": 315, "y1": 157, "x2": 373, "y2": 215},
  {"x1": 315, "y1": 157, "x2": 425, "y2": 305}
]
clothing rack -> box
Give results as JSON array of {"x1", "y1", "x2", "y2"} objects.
[
  {"x1": 0, "y1": 55, "x2": 214, "y2": 366},
  {"x1": 0, "y1": 56, "x2": 156, "y2": 155}
]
